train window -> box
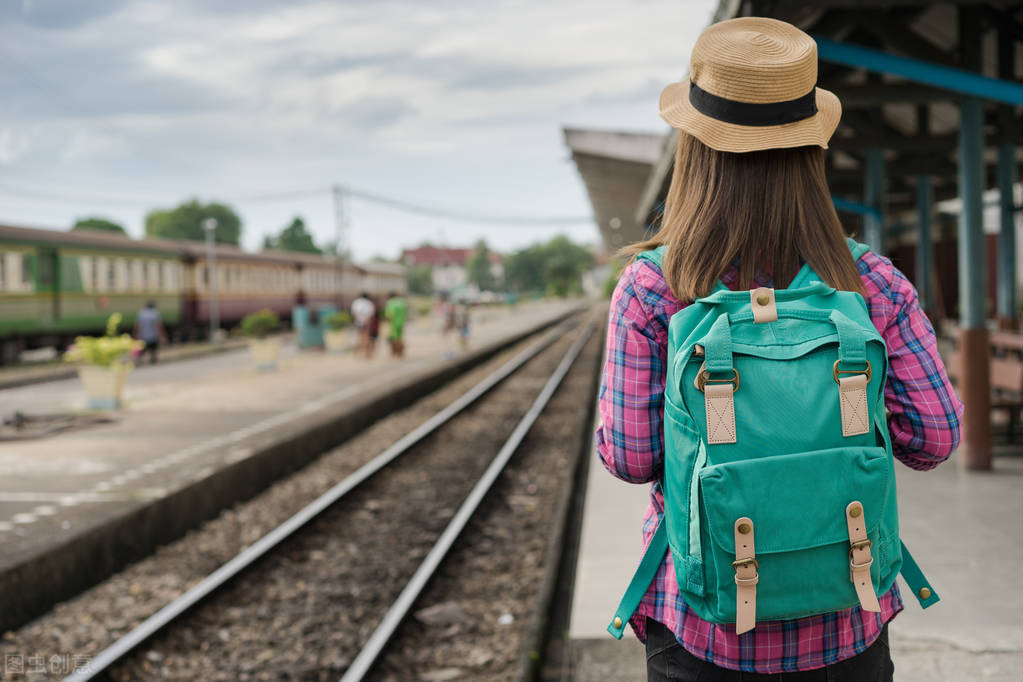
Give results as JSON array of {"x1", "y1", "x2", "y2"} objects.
[
  {"x1": 20, "y1": 254, "x2": 31, "y2": 289},
  {"x1": 78, "y1": 256, "x2": 90, "y2": 291},
  {"x1": 37, "y1": 252, "x2": 54, "y2": 286},
  {"x1": 0, "y1": 253, "x2": 5, "y2": 291},
  {"x1": 126, "y1": 259, "x2": 135, "y2": 290},
  {"x1": 106, "y1": 259, "x2": 116, "y2": 291}
]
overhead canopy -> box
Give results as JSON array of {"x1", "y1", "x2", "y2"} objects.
[
  {"x1": 562, "y1": 128, "x2": 666, "y2": 249},
  {"x1": 636, "y1": 0, "x2": 1023, "y2": 231}
]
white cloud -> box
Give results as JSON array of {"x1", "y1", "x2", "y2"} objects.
[{"x1": 0, "y1": 0, "x2": 716, "y2": 258}]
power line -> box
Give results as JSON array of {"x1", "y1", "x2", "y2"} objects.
[
  {"x1": 344, "y1": 186, "x2": 592, "y2": 225},
  {"x1": 0, "y1": 180, "x2": 594, "y2": 226}
]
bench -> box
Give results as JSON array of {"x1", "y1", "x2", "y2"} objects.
[{"x1": 943, "y1": 325, "x2": 1023, "y2": 441}]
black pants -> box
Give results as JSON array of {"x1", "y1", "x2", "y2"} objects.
[
  {"x1": 645, "y1": 619, "x2": 894, "y2": 681},
  {"x1": 142, "y1": 340, "x2": 159, "y2": 364}
]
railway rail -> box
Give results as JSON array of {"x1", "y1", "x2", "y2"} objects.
[{"x1": 60, "y1": 314, "x2": 597, "y2": 682}]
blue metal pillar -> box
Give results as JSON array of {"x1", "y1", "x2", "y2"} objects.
[
  {"x1": 997, "y1": 23, "x2": 1018, "y2": 329},
  {"x1": 863, "y1": 147, "x2": 885, "y2": 254},
  {"x1": 998, "y1": 142, "x2": 1018, "y2": 326},
  {"x1": 916, "y1": 174, "x2": 934, "y2": 313},
  {"x1": 958, "y1": 96, "x2": 992, "y2": 470}
]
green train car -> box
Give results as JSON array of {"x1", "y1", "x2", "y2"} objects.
[
  {"x1": 0, "y1": 223, "x2": 408, "y2": 365},
  {"x1": 0, "y1": 224, "x2": 181, "y2": 363}
]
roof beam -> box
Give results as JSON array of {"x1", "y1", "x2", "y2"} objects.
[
  {"x1": 850, "y1": 11, "x2": 958, "y2": 67},
  {"x1": 813, "y1": 36, "x2": 1023, "y2": 105},
  {"x1": 798, "y1": 0, "x2": 989, "y2": 6},
  {"x1": 829, "y1": 82, "x2": 962, "y2": 106}
]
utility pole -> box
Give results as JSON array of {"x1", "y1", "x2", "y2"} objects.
[
  {"x1": 201, "y1": 217, "x2": 221, "y2": 342},
  {"x1": 332, "y1": 184, "x2": 349, "y2": 307}
]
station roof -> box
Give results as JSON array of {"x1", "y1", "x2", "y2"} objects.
[
  {"x1": 631, "y1": 0, "x2": 1023, "y2": 238},
  {"x1": 562, "y1": 128, "x2": 666, "y2": 249}
]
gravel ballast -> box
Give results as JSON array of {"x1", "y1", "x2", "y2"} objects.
[{"x1": 1, "y1": 314, "x2": 601, "y2": 681}]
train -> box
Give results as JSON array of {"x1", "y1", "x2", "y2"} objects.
[{"x1": 0, "y1": 223, "x2": 406, "y2": 363}]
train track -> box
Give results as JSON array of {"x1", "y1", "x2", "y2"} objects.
[{"x1": 62, "y1": 316, "x2": 596, "y2": 682}]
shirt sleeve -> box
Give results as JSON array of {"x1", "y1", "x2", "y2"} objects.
[
  {"x1": 595, "y1": 263, "x2": 670, "y2": 484},
  {"x1": 861, "y1": 254, "x2": 964, "y2": 470}
]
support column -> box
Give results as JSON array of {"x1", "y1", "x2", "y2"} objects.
[
  {"x1": 997, "y1": 24, "x2": 1018, "y2": 330},
  {"x1": 997, "y1": 142, "x2": 1018, "y2": 328},
  {"x1": 958, "y1": 96, "x2": 992, "y2": 470},
  {"x1": 863, "y1": 147, "x2": 885, "y2": 254},
  {"x1": 916, "y1": 174, "x2": 934, "y2": 315}
]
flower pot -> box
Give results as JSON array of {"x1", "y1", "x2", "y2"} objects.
[
  {"x1": 249, "y1": 338, "x2": 282, "y2": 371},
  {"x1": 78, "y1": 365, "x2": 130, "y2": 410},
  {"x1": 323, "y1": 329, "x2": 349, "y2": 354}
]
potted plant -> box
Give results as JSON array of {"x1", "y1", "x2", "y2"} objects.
[
  {"x1": 240, "y1": 309, "x2": 283, "y2": 370},
  {"x1": 323, "y1": 311, "x2": 352, "y2": 354},
  {"x1": 64, "y1": 313, "x2": 143, "y2": 410}
]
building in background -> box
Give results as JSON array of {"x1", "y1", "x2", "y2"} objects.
[{"x1": 401, "y1": 244, "x2": 504, "y2": 295}]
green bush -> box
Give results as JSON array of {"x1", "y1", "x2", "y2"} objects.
[
  {"x1": 63, "y1": 313, "x2": 142, "y2": 368},
  {"x1": 240, "y1": 309, "x2": 281, "y2": 338},
  {"x1": 324, "y1": 311, "x2": 352, "y2": 330}
]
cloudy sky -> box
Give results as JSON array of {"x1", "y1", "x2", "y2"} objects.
[{"x1": 0, "y1": 0, "x2": 715, "y2": 260}]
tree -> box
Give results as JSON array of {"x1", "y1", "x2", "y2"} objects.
[
  {"x1": 503, "y1": 236, "x2": 593, "y2": 297},
  {"x1": 407, "y1": 264, "x2": 433, "y2": 295},
  {"x1": 504, "y1": 244, "x2": 546, "y2": 293},
  {"x1": 72, "y1": 217, "x2": 126, "y2": 234},
  {"x1": 145, "y1": 199, "x2": 242, "y2": 244},
  {"x1": 541, "y1": 235, "x2": 594, "y2": 297},
  {"x1": 465, "y1": 239, "x2": 496, "y2": 290},
  {"x1": 321, "y1": 240, "x2": 351, "y2": 260},
  {"x1": 263, "y1": 216, "x2": 321, "y2": 254}
]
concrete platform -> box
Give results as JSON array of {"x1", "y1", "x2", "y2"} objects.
[
  {"x1": 0, "y1": 300, "x2": 580, "y2": 633},
  {"x1": 569, "y1": 443, "x2": 1023, "y2": 681},
  {"x1": 0, "y1": 337, "x2": 250, "y2": 391}
]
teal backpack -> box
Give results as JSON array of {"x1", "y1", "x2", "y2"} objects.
[{"x1": 608, "y1": 239, "x2": 938, "y2": 638}]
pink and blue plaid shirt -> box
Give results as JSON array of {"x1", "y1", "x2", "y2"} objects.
[{"x1": 596, "y1": 250, "x2": 963, "y2": 674}]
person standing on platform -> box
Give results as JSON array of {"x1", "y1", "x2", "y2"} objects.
[
  {"x1": 437, "y1": 292, "x2": 456, "y2": 336},
  {"x1": 384, "y1": 291, "x2": 408, "y2": 358},
  {"x1": 350, "y1": 292, "x2": 375, "y2": 358},
  {"x1": 367, "y1": 302, "x2": 383, "y2": 358},
  {"x1": 134, "y1": 301, "x2": 166, "y2": 365},
  {"x1": 454, "y1": 301, "x2": 471, "y2": 350},
  {"x1": 596, "y1": 17, "x2": 963, "y2": 682}
]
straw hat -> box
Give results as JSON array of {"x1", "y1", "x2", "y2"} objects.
[{"x1": 659, "y1": 17, "x2": 841, "y2": 154}]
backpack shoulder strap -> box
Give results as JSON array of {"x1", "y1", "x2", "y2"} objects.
[
  {"x1": 637, "y1": 246, "x2": 729, "y2": 293},
  {"x1": 636, "y1": 245, "x2": 667, "y2": 269},
  {"x1": 607, "y1": 516, "x2": 668, "y2": 638},
  {"x1": 787, "y1": 237, "x2": 871, "y2": 289},
  {"x1": 846, "y1": 236, "x2": 871, "y2": 262}
]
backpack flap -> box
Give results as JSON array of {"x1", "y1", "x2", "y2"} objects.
[{"x1": 696, "y1": 445, "x2": 899, "y2": 623}]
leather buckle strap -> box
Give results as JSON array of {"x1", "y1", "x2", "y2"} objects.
[
  {"x1": 849, "y1": 539, "x2": 872, "y2": 561},
  {"x1": 733, "y1": 517, "x2": 757, "y2": 634},
  {"x1": 846, "y1": 501, "x2": 881, "y2": 612},
  {"x1": 732, "y1": 557, "x2": 759, "y2": 571}
]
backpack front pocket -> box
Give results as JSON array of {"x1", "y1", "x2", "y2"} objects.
[{"x1": 694, "y1": 446, "x2": 899, "y2": 623}]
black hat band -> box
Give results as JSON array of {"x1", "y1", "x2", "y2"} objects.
[{"x1": 688, "y1": 81, "x2": 818, "y2": 127}]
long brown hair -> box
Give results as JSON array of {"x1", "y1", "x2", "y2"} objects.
[{"x1": 625, "y1": 133, "x2": 863, "y2": 301}]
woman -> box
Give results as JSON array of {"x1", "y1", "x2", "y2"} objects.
[{"x1": 597, "y1": 17, "x2": 963, "y2": 681}]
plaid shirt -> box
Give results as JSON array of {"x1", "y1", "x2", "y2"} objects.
[{"x1": 596, "y1": 250, "x2": 964, "y2": 674}]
